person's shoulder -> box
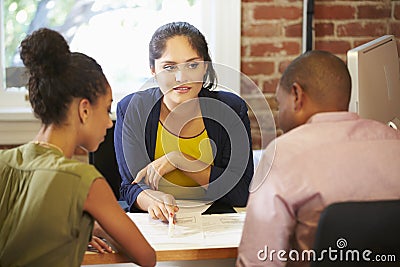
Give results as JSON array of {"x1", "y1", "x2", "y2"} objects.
[
  {"x1": 0, "y1": 145, "x2": 23, "y2": 165},
  {"x1": 118, "y1": 87, "x2": 159, "y2": 105},
  {"x1": 208, "y1": 89, "x2": 244, "y2": 102},
  {"x1": 118, "y1": 87, "x2": 161, "y2": 111},
  {"x1": 0, "y1": 145, "x2": 18, "y2": 156},
  {"x1": 353, "y1": 116, "x2": 400, "y2": 139},
  {"x1": 202, "y1": 89, "x2": 246, "y2": 110},
  {"x1": 49, "y1": 159, "x2": 103, "y2": 197},
  {"x1": 56, "y1": 158, "x2": 102, "y2": 180}
]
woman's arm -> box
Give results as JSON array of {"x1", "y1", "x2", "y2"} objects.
[
  {"x1": 134, "y1": 151, "x2": 211, "y2": 190},
  {"x1": 114, "y1": 99, "x2": 150, "y2": 211},
  {"x1": 115, "y1": 94, "x2": 179, "y2": 220},
  {"x1": 84, "y1": 178, "x2": 156, "y2": 267}
]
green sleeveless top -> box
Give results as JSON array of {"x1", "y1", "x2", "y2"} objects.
[{"x1": 0, "y1": 143, "x2": 102, "y2": 267}]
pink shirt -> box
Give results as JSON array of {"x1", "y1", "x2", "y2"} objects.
[{"x1": 237, "y1": 112, "x2": 400, "y2": 267}]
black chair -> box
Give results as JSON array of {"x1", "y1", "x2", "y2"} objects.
[
  {"x1": 311, "y1": 199, "x2": 400, "y2": 267},
  {"x1": 89, "y1": 121, "x2": 121, "y2": 199}
]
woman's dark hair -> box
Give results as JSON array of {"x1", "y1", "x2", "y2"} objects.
[
  {"x1": 149, "y1": 21, "x2": 217, "y2": 90},
  {"x1": 19, "y1": 28, "x2": 109, "y2": 125}
]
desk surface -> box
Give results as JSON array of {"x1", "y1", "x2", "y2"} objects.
[
  {"x1": 82, "y1": 206, "x2": 245, "y2": 265},
  {"x1": 83, "y1": 247, "x2": 237, "y2": 264}
]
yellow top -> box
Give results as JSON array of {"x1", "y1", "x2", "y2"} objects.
[{"x1": 155, "y1": 121, "x2": 214, "y2": 198}]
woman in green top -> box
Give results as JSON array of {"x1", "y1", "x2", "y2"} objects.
[{"x1": 0, "y1": 28, "x2": 155, "y2": 267}]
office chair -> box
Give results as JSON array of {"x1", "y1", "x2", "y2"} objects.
[
  {"x1": 311, "y1": 199, "x2": 400, "y2": 267},
  {"x1": 89, "y1": 121, "x2": 121, "y2": 199}
]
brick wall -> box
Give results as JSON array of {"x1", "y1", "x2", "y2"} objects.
[{"x1": 242, "y1": 0, "x2": 400, "y2": 149}]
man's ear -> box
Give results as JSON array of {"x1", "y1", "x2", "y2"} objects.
[
  {"x1": 78, "y1": 98, "x2": 91, "y2": 124},
  {"x1": 291, "y1": 82, "x2": 305, "y2": 112}
]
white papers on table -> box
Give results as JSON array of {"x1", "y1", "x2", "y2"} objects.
[{"x1": 126, "y1": 203, "x2": 245, "y2": 251}]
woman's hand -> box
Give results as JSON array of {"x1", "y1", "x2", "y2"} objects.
[
  {"x1": 137, "y1": 190, "x2": 179, "y2": 222},
  {"x1": 88, "y1": 235, "x2": 113, "y2": 253},
  {"x1": 133, "y1": 151, "x2": 180, "y2": 190}
]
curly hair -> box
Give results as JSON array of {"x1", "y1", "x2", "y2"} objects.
[{"x1": 20, "y1": 28, "x2": 110, "y2": 125}]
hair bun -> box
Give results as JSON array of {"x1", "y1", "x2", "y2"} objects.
[{"x1": 20, "y1": 28, "x2": 71, "y2": 77}]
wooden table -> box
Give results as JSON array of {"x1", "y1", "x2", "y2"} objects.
[{"x1": 82, "y1": 247, "x2": 237, "y2": 264}]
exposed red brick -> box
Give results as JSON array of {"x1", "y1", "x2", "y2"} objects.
[
  {"x1": 241, "y1": 5, "x2": 251, "y2": 23},
  {"x1": 241, "y1": 75, "x2": 262, "y2": 95},
  {"x1": 245, "y1": 94, "x2": 275, "y2": 113},
  {"x1": 241, "y1": 61, "x2": 275, "y2": 76},
  {"x1": 262, "y1": 78, "x2": 279, "y2": 94},
  {"x1": 395, "y1": 3, "x2": 400, "y2": 19},
  {"x1": 278, "y1": 60, "x2": 293, "y2": 74},
  {"x1": 315, "y1": 40, "x2": 352, "y2": 55},
  {"x1": 354, "y1": 38, "x2": 377, "y2": 48},
  {"x1": 251, "y1": 132, "x2": 262, "y2": 150},
  {"x1": 337, "y1": 22, "x2": 387, "y2": 37},
  {"x1": 254, "y1": 6, "x2": 302, "y2": 20},
  {"x1": 315, "y1": 22, "x2": 334, "y2": 37},
  {"x1": 314, "y1": 5, "x2": 356, "y2": 20},
  {"x1": 358, "y1": 4, "x2": 391, "y2": 19},
  {"x1": 389, "y1": 22, "x2": 400, "y2": 38},
  {"x1": 241, "y1": 45, "x2": 247, "y2": 57},
  {"x1": 285, "y1": 23, "x2": 302, "y2": 37},
  {"x1": 283, "y1": 42, "x2": 301, "y2": 55},
  {"x1": 250, "y1": 42, "x2": 300, "y2": 57},
  {"x1": 266, "y1": 95, "x2": 278, "y2": 111},
  {"x1": 248, "y1": 113, "x2": 261, "y2": 132},
  {"x1": 242, "y1": 23, "x2": 281, "y2": 37}
]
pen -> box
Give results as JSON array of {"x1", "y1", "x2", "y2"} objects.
[{"x1": 168, "y1": 212, "x2": 175, "y2": 237}]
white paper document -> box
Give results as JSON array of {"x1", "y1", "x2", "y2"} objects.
[{"x1": 126, "y1": 202, "x2": 245, "y2": 251}]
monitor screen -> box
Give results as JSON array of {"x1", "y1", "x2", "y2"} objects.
[{"x1": 347, "y1": 35, "x2": 400, "y2": 129}]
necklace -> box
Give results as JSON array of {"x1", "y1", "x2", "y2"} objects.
[{"x1": 31, "y1": 140, "x2": 64, "y2": 154}]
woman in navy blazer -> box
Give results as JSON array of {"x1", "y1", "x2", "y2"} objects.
[{"x1": 114, "y1": 22, "x2": 253, "y2": 221}]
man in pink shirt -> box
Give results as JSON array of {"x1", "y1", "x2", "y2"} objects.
[{"x1": 237, "y1": 50, "x2": 400, "y2": 267}]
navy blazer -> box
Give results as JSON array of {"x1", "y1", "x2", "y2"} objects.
[{"x1": 114, "y1": 87, "x2": 254, "y2": 211}]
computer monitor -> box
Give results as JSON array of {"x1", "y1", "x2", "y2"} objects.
[{"x1": 347, "y1": 35, "x2": 400, "y2": 129}]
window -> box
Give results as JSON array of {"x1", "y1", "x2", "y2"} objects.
[
  {"x1": 0, "y1": 0, "x2": 240, "y2": 114},
  {"x1": 0, "y1": 0, "x2": 240, "y2": 144}
]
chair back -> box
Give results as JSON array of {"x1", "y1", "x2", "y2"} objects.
[
  {"x1": 311, "y1": 199, "x2": 400, "y2": 267},
  {"x1": 89, "y1": 121, "x2": 121, "y2": 199}
]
